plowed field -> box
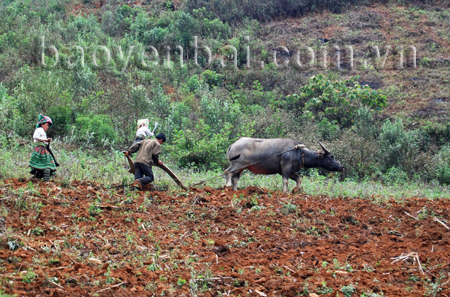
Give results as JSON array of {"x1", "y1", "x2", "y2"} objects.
[{"x1": 0, "y1": 179, "x2": 449, "y2": 296}]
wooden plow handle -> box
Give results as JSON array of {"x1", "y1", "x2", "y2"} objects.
[
  {"x1": 123, "y1": 152, "x2": 187, "y2": 190},
  {"x1": 158, "y1": 162, "x2": 188, "y2": 190}
]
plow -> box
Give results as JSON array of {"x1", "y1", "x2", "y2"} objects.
[{"x1": 124, "y1": 152, "x2": 188, "y2": 190}]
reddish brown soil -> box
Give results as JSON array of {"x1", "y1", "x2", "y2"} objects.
[{"x1": 1, "y1": 179, "x2": 449, "y2": 296}]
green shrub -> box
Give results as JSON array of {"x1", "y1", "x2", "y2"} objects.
[
  {"x1": 169, "y1": 121, "x2": 234, "y2": 170},
  {"x1": 382, "y1": 166, "x2": 409, "y2": 185},
  {"x1": 149, "y1": 84, "x2": 172, "y2": 120},
  {"x1": 288, "y1": 74, "x2": 386, "y2": 128},
  {"x1": 201, "y1": 70, "x2": 224, "y2": 88},
  {"x1": 422, "y1": 120, "x2": 450, "y2": 145},
  {"x1": 350, "y1": 106, "x2": 377, "y2": 135},
  {"x1": 187, "y1": 75, "x2": 203, "y2": 93},
  {"x1": 200, "y1": 94, "x2": 241, "y2": 134},
  {"x1": 331, "y1": 129, "x2": 380, "y2": 180},
  {"x1": 434, "y1": 146, "x2": 450, "y2": 184},
  {"x1": 340, "y1": 284, "x2": 356, "y2": 297},
  {"x1": 143, "y1": 27, "x2": 169, "y2": 46},
  {"x1": 378, "y1": 119, "x2": 420, "y2": 172},
  {"x1": 75, "y1": 114, "x2": 117, "y2": 146},
  {"x1": 175, "y1": 11, "x2": 198, "y2": 49},
  {"x1": 317, "y1": 117, "x2": 339, "y2": 140},
  {"x1": 166, "y1": 100, "x2": 193, "y2": 142},
  {"x1": 47, "y1": 105, "x2": 76, "y2": 136},
  {"x1": 192, "y1": 8, "x2": 230, "y2": 38}
]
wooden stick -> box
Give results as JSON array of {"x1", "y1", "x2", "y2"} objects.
[
  {"x1": 0, "y1": 274, "x2": 25, "y2": 280},
  {"x1": 405, "y1": 212, "x2": 419, "y2": 220},
  {"x1": 434, "y1": 217, "x2": 450, "y2": 230},
  {"x1": 49, "y1": 281, "x2": 64, "y2": 289},
  {"x1": 282, "y1": 265, "x2": 296, "y2": 274},
  {"x1": 180, "y1": 231, "x2": 189, "y2": 239},
  {"x1": 96, "y1": 282, "x2": 127, "y2": 293},
  {"x1": 158, "y1": 163, "x2": 188, "y2": 190}
]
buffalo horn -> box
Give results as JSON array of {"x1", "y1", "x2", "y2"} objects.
[{"x1": 318, "y1": 141, "x2": 331, "y2": 155}]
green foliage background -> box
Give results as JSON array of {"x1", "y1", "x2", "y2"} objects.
[{"x1": 0, "y1": 0, "x2": 449, "y2": 185}]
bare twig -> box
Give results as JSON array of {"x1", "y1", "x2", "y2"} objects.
[
  {"x1": 52, "y1": 267, "x2": 69, "y2": 270},
  {"x1": 0, "y1": 196, "x2": 11, "y2": 200},
  {"x1": 96, "y1": 282, "x2": 127, "y2": 293},
  {"x1": 49, "y1": 281, "x2": 64, "y2": 289},
  {"x1": 282, "y1": 265, "x2": 296, "y2": 274},
  {"x1": 0, "y1": 274, "x2": 24, "y2": 280},
  {"x1": 180, "y1": 231, "x2": 189, "y2": 239},
  {"x1": 434, "y1": 217, "x2": 450, "y2": 230},
  {"x1": 391, "y1": 252, "x2": 424, "y2": 274},
  {"x1": 405, "y1": 212, "x2": 419, "y2": 220}
]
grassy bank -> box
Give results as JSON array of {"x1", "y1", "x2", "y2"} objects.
[{"x1": 2, "y1": 141, "x2": 449, "y2": 201}]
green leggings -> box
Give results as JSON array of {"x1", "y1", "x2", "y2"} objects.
[{"x1": 43, "y1": 169, "x2": 51, "y2": 182}]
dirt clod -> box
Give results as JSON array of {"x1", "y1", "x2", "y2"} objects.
[{"x1": 0, "y1": 178, "x2": 449, "y2": 296}]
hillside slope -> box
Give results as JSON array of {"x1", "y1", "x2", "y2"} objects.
[{"x1": 67, "y1": 0, "x2": 450, "y2": 119}]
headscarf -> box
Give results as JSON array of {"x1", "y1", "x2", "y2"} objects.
[
  {"x1": 36, "y1": 114, "x2": 53, "y2": 128},
  {"x1": 137, "y1": 119, "x2": 149, "y2": 129}
]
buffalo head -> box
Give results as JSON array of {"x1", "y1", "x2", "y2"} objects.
[{"x1": 317, "y1": 141, "x2": 344, "y2": 172}]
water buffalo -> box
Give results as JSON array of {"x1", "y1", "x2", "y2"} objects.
[{"x1": 225, "y1": 137, "x2": 344, "y2": 193}]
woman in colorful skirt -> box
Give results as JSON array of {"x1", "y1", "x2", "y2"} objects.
[{"x1": 29, "y1": 114, "x2": 56, "y2": 182}]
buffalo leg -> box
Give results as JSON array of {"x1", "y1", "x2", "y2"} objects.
[
  {"x1": 225, "y1": 163, "x2": 243, "y2": 189},
  {"x1": 289, "y1": 173, "x2": 302, "y2": 192},
  {"x1": 231, "y1": 170, "x2": 243, "y2": 191},
  {"x1": 281, "y1": 165, "x2": 293, "y2": 193},
  {"x1": 225, "y1": 167, "x2": 233, "y2": 188}
]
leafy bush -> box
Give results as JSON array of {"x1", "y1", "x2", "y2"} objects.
[
  {"x1": 378, "y1": 119, "x2": 420, "y2": 172},
  {"x1": 149, "y1": 84, "x2": 172, "y2": 120},
  {"x1": 47, "y1": 105, "x2": 76, "y2": 136},
  {"x1": 187, "y1": 75, "x2": 203, "y2": 93},
  {"x1": 382, "y1": 166, "x2": 410, "y2": 185},
  {"x1": 331, "y1": 130, "x2": 380, "y2": 180},
  {"x1": 169, "y1": 121, "x2": 234, "y2": 170},
  {"x1": 434, "y1": 146, "x2": 450, "y2": 184},
  {"x1": 199, "y1": 94, "x2": 241, "y2": 134},
  {"x1": 166, "y1": 100, "x2": 193, "y2": 142},
  {"x1": 192, "y1": 7, "x2": 230, "y2": 38},
  {"x1": 75, "y1": 114, "x2": 117, "y2": 146},
  {"x1": 287, "y1": 74, "x2": 387, "y2": 128},
  {"x1": 201, "y1": 70, "x2": 225, "y2": 88},
  {"x1": 317, "y1": 117, "x2": 339, "y2": 140}
]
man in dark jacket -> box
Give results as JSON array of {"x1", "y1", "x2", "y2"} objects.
[{"x1": 125, "y1": 133, "x2": 166, "y2": 190}]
